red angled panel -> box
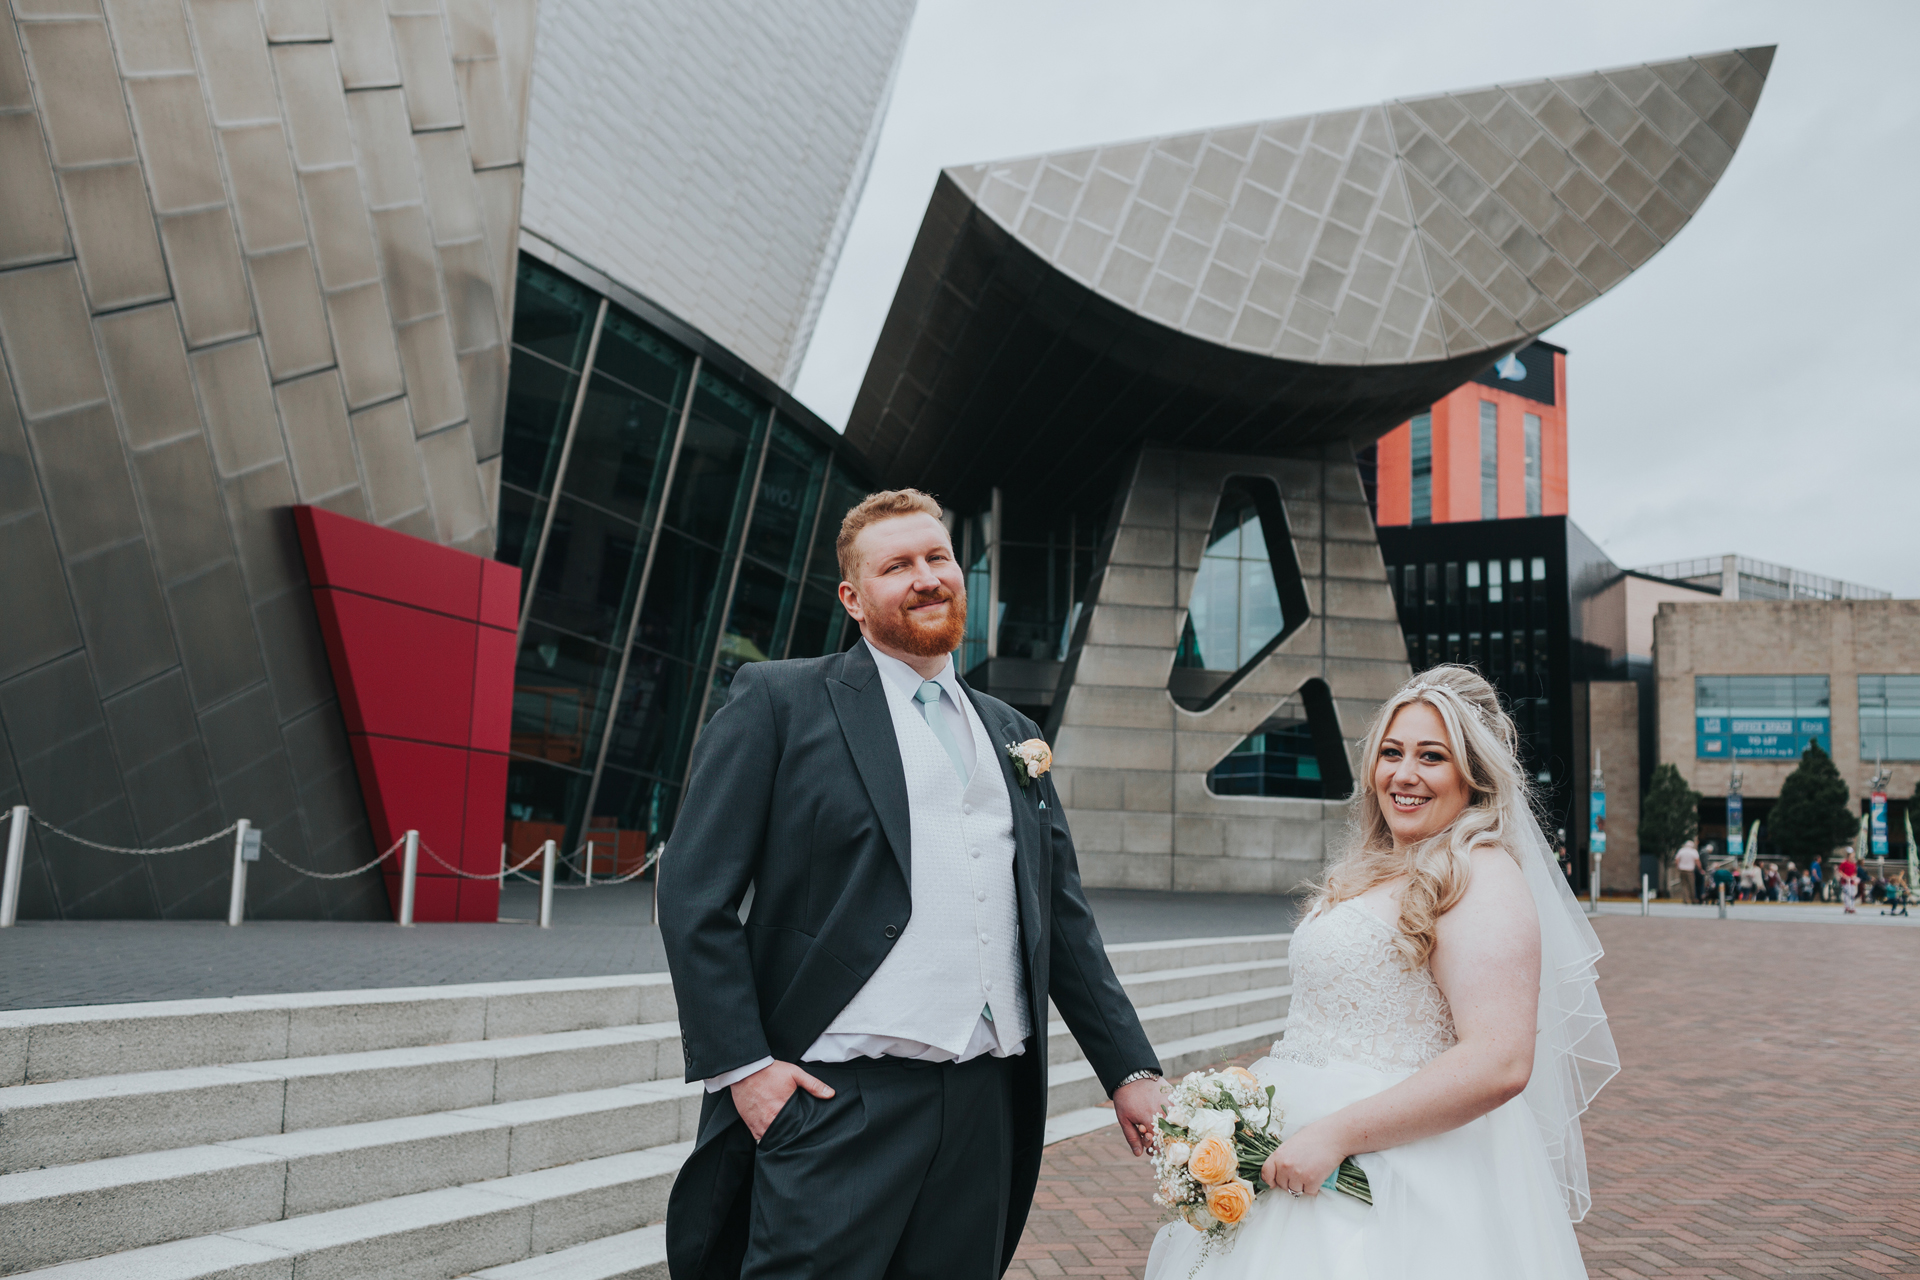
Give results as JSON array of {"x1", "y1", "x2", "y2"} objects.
[
  {"x1": 461, "y1": 751, "x2": 509, "y2": 873},
  {"x1": 349, "y1": 735, "x2": 469, "y2": 856},
  {"x1": 296, "y1": 505, "x2": 483, "y2": 619},
  {"x1": 314, "y1": 589, "x2": 477, "y2": 745},
  {"x1": 478, "y1": 558, "x2": 521, "y2": 631},
  {"x1": 470, "y1": 626, "x2": 515, "y2": 752},
  {"x1": 382, "y1": 871, "x2": 460, "y2": 925},
  {"x1": 299, "y1": 507, "x2": 518, "y2": 924}
]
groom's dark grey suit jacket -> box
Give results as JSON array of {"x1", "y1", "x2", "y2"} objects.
[{"x1": 657, "y1": 641, "x2": 1160, "y2": 1278}]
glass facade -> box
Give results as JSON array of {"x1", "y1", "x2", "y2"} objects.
[
  {"x1": 1523, "y1": 412, "x2": 1542, "y2": 517},
  {"x1": 1693, "y1": 675, "x2": 1831, "y2": 760},
  {"x1": 1409, "y1": 412, "x2": 1432, "y2": 526},
  {"x1": 1209, "y1": 714, "x2": 1322, "y2": 798},
  {"x1": 990, "y1": 502, "x2": 1098, "y2": 665},
  {"x1": 496, "y1": 255, "x2": 869, "y2": 861},
  {"x1": 1176, "y1": 485, "x2": 1286, "y2": 673},
  {"x1": 1859, "y1": 675, "x2": 1920, "y2": 761},
  {"x1": 1386, "y1": 552, "x2": 1554, "y2": 777},
  {"x1": 1479, "y1": 401, "x2": 1498, "y2": 519}
]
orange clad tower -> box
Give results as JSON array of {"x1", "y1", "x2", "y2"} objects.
[{"x1": 1373, "y1": 340, "x2": 1568, "y2": 526}]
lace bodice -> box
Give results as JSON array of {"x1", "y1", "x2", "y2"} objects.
[{"x1": 1273, "y1": 899, "x2": 1457, "y2": 1073}]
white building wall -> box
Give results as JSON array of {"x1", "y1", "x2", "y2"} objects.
[{"x1": 521, "y1": 0, "x2": 914, "y2": 388}]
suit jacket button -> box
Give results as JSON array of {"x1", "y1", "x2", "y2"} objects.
[{"x1": 884, "y1": 925, "x2": 898, "y2": 938}]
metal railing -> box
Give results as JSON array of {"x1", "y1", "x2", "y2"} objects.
[{"x1": 0, "y1": 807, "x2": 661, "y2": 930}]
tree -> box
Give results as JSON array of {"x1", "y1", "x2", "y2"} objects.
[
  {"x1": 1638, "y1": 763, "x2": 1701, "y2": 860},
  {"x1": 1768, "y1": 741, "x2": 1856, "y2": 864}
]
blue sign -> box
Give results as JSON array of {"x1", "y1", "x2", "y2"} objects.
[
  {"x1": 1727, "y1": 792, "x2": 1743, "y2": 861},
  {"x1": 1871, "y1": 792, "x2": 1888, "y2": 856},
  {"x1": 1590, "y1": 789, "x2": 1606, "y2": 856},
  {"x1": 1696, "y1": 715, "x2": 1830, "y2": 760}
]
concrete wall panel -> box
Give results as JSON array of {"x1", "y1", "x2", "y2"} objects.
[
  {"x1": 0, "y1": 0, "x2": 529, "y2": 916},
  {"x1": 1055, "y1": 446, "x2": 1407, "y2": 894}
]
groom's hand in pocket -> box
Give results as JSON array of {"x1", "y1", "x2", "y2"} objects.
[
  {"x1": 731, "y1": 1061, "x2": 836, "y2": 1142},
  {"x1": 1112, "y1": 1076, "x2": 1171, "y2": 1156}
]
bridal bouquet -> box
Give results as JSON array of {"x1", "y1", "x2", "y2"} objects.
[{"x1": 1150, "y1": 1067, "x2": 1371, "y2": 1243}]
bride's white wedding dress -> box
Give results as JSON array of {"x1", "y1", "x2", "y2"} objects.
[{"x1": 1144, "y1": 897, "x2": 1591, "y2": 1279}]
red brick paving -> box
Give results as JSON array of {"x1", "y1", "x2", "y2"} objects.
[{"x1": 1009, "y1": 917, "x2": 1920, "y2": 1278}]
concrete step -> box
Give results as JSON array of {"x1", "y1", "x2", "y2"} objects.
[
  {"x1": 1101, "y1": 933, "x2": 1289, "y2": 975},
  {"x1": 1046, "y1": 984, "x2": 1290, "y2": 1067},
  {"x1": 1111, "y1": 956, "x2": 1289, "y2": 1009},
  {"x1": 1046, "y1": 1018, "x2": 1288, "y2": 1115},
  {"x1": 0, "y1": 1080, "x2": 700, "y2": 1273},
  {"x1": 0, "y1": 975, "x2": 677, "y2": 1087},
  {"x1": 6, "y1": 1142, "x2": 693, "y2": 1280},
  {"x1": 0, "y1": 1022, "x2": 683, "y2": 1173},
  {"x1": 465, "y1": 1225, "x2": 667, "y2": 1280}
]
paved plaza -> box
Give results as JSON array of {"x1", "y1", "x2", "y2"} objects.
[
  {"x1": 0, "y1": 884, "x2": 1299, "y2": 1011},
  {"x1": 1008, "y1": 913, "x2": 1920, "y2": 1279}
]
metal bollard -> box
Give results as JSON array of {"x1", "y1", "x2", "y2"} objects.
[
  {"x1": 398, "y1": 830, "x2": 420, "y2": 926},
  {"x1": 585, "y1": 839, "x2": 595, "y2": 888},
  {"x1": 1641, "y1": 873, "x2": 1650, "y2": 916},
  {"x1": 1718, "y1": 882, "x2": 1727, "y2": 919},
  {"x1": 1, "y1": 805, "x2": 27, "y2": 928},
  {"x1": 539, "y1": 839, "x2": 556, "y2": 928},
  {"x1": 651, "y1": 841, "x2": 664, "y2": 926},
  {"x1": 227, "y1": 819, "x2": 252, "y2": 926}
]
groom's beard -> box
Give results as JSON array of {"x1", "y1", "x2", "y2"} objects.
[{"x1": 862, "y1": 581, "x2": 968, "y2": 658}]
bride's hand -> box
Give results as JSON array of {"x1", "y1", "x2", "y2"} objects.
[{"x1": 1259, "y1": 1121, "x2": 1345, "y2": 1197}]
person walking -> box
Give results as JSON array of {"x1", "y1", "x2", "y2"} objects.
[
  {"x1": 1674, "y1": 839, "x2": 1700, "y2": 904},
  {"x1": 1838, "y1": 847, "x2": 1860, "y2": 915}
]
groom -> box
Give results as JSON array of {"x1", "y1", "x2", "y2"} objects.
[{"x1": 659, "y1": 489, "x2": 1165, "y2": 1278}]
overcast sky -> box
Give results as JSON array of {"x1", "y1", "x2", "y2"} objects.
[{"x1": 792, "y1": 0, "x2": 1920, "y2": 594}]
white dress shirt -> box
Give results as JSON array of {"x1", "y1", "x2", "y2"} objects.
[{"x1": 705, "y1": 641, "x2": 1026, "y2": 1092}]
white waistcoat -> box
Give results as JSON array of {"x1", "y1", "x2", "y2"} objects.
[{"x1": 819, "y1": 686, "x2": 1029, "y2": 1055}]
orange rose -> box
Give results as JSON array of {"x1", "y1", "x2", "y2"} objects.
[
  {"x1": 1206, "y1": 1177, "x2": 1256, "y2": 1225},
  {"x1": 1186, "y1": 1135, "x2": 1237, "y2": 1185}
]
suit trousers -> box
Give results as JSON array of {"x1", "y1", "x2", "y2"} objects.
[{"x1": 742, "y1": 1053, "x2": 1018, "y2": 1280}]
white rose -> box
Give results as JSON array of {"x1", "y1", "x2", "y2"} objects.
[
  {"x1": 1165, "y1": 1103, "x2": 1193, "y2": 1128},
  {"x1": 1187, "y1": 1108, "x2": 1236, "y2": 1143},
  {"x1": 1163, "y1": 1141, "x2": 1192, "y2": 1166},
  {"x1": 1241, "y1": 1106, "x2": 1267, "y2": 1130}
]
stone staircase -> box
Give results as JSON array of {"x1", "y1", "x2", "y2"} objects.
[{"x1": 0, "y1": 933, "x2": 1289, "y2": 1278}]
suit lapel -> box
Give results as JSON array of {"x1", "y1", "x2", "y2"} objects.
[
  {"x1": 961, "y1": 677, "x2": 1047, "y2": 962},
  {"x1": 827, "y1": 642, "x2": 913, "y2": 886}
]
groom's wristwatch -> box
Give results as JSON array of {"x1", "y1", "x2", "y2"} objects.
[{"x1": 1114, "y1": 1069, "x2": 1162, "y2": 1093}]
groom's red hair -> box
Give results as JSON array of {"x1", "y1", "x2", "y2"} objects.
[{"x1": 835, "y1": 488, "x2": 945, "y2": 582}]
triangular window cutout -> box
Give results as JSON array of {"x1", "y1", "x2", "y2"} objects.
[
  {"x1": 1170, "y1": 476, "x2": 1309, "y2": 712},
  {"x1": 1206, "y1": 679, "x2": 1355, "y2": 799}
]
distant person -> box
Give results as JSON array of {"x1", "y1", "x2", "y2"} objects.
[
  {"x1": 1838, "y1": 848, "x2": 1860, "y2": 915},
  {"x1": 1886, "y1": 873, "x2": 1910, "y2": 918},
  {"x1": 1810, "y1": 855, "x2": 1824, "y2": 900},
  {"x1": 1674, "y1": 839, "x2": 1701, "y2": 904}
]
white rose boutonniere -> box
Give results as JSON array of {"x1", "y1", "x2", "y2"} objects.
[{"x1": 1006, "y1": 738, "x2": 1052, "y2": 790}]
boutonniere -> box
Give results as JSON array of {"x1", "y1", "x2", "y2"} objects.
[{"x1": 1006, "y1": 739, "x2": 1052, "y2": 804}]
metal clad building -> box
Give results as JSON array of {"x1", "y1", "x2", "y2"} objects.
[
  {"x1": 0, "y1": 20, "x2": 1772, "y2": 916},
  {"x1": 0, "y1": 0, "x2": 911, "y2": 919}
]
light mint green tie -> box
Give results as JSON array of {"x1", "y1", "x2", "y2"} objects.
[{"x1": 915, "y1": 680, "x2": 969, "y2": 784}]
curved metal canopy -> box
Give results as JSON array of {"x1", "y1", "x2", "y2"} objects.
[{"x1": 846, "y1": 48, "x2": 1772, "y2": 513}]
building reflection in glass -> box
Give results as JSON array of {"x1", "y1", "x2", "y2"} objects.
[{"x1": 496, "y1": 254, "x2": 871, "y2": 865}]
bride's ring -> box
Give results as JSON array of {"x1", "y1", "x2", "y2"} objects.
[{"x1": 1286, "y1": 1188, "x2": 1301, "y2": 1197}]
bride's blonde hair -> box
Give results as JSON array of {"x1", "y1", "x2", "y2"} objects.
[{"x1": 1312, "y1": 664, "x2": 1535, "y2": 969}]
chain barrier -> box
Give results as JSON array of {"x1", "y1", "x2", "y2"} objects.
[
  {"x1": 418, "y1": 840, "x2": 549, "y2": 882},
  {"x1": 549, "y1": 844, "x2": 659, "y2": 889},
  {"x1": 29, "y1": 814, "x2": 237, "y2": 857},
  {"x1": 264, "y1": 836, "x2": 406, "y2": 881}
]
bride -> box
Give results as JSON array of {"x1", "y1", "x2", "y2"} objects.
[{"x1": 1145, "y1": 665, "x2": 1617, "y2": 1279}]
